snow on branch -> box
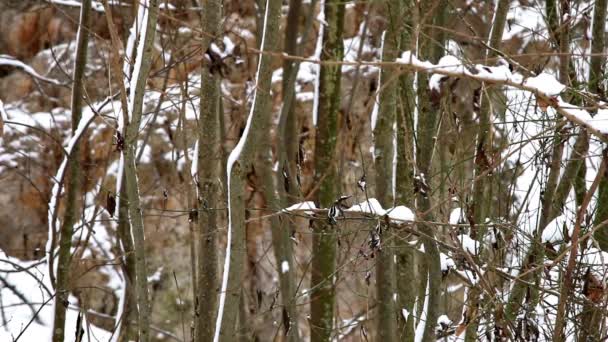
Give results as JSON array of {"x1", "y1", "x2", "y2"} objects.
[
  {"x1": 395, "y1": 51, "x2": 608, "y2": 142},
  {"x1": 45, "y1": 0, "x2": 123, "y2": 12},
  {"x1": 283, "y1": 198, "x2": 415, "y2": 223},
  {"x1": 0, "y1": 55, "x2": 62, "y2": 85}
]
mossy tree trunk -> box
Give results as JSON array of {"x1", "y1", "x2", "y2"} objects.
[
  {"x1": 372, "y1": 0, "x2": 404, "y2": 340},
  {"x1": 310, "y1": 0, "x2": 345, "y2": 340}
]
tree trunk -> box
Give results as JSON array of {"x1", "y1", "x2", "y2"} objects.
[
  {"x1": 195, "y1": 0, "x2": 223, "y2": 340},
  {"x1": 52, "y1": 1, "x2": 91, "y2": 340},
  {"x1": 117, "y1": 173, "x2": 138, "y2": 342},
  {"x1": 414, "y1": 1, "x2": 446, "y2": 340},
  {"x1": 395, "y1": 2, "x2": 416, "y2": 338},
  {"x1": 122, "y1": 1, "x2": 160, "y2": 341},
  {"x1": 310, "y1": 0, "x2": 345, "y2": 340},
  {"x1": 372, "y1": 0, "x2": 404, "y2": 340},
  {"x1": 215, "y1": 0, "x2": 281, "y2": 338},
  {"x1": 466, "y1": 1, "x2": 509, "y2": 339}
]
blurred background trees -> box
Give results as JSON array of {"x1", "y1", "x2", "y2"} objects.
[{"x1": 1, "y1": 0, "x2": 608, "y2": 341}]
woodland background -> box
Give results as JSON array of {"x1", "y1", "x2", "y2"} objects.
[{"x1": 1, "y1": 0, "x2": 608, "y2": 341}]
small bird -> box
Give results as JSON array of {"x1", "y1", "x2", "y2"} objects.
[
  {"x1": 106, "y1": 192, "x2": 116, "y2": 217},
  {"x1": 357, "y1": 174, "x2": 366, "y2": 192}
]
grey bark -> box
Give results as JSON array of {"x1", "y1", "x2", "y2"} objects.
[{"x1": 195, "y1": 0, "x2": 223, "y2": 340}]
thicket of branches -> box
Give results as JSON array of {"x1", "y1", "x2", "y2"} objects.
[{"x1": 2, "y1": 0, "x2": 608, "y2": 341}]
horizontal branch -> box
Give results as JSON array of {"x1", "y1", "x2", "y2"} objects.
[
  {"x1": 0, "y1": 55, "x2": 63, "y2": 85},
  {"x1": 394, "y1": 51, "x2": 608, "y2": 143}
]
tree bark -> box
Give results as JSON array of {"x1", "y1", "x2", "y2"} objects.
[
  {"x1": 414, "y1": 1, "x2": 446, "y2": 340},
  {"x1": 52, "y1": 1, "x2": 91, "y2": 340},
  {"x1": 466, "y1": 1, "x2": 509, "y2": 339},
  {"x1": 122, "y1": 1, "x2": 160, "y2": 341},
  {"x1": 395, "y1": 2, "x2": 416, "y2": 338},
  {"x1": 195, "y1": 0, "x2": 222, "y2": 340},
  {"x1": 310, "y1": 0, "x2": 345, "y2": 340},
  {"x1": 372, "y1": 0, "x2": 404, "y2": 340},
  {"x1": 216, "y1": 0, "x2": 281, "y2": 338}
]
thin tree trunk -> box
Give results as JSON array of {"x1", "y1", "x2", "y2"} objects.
[
  {"x1": 215, "y1": 0, "x2": 281, "y2": 338},
  {"x1": 122, "y1": 1, "x2": 160, "y2": 341},
  {"x1": 580, "y1": 0, "x2": 607, "y2": 338},
  {"x1": 414, "y1": 1, "x2": 445, "y2": 340},
  {"x1": 117, "y1": 173, "x2": 138, "y2": 342},
  {"x1": 195, "y1": 0, "x2": 222, "y2": 340},
  {"x1": 505, "y1": 0, "x2": 581, "y2": 321},
  {"x1": 260, "y1": 0, "x2": 313, "y2": 339},
  {"x1": 52, "y1": 1, "x2": 91, "y2": 340},
  {"x1": 591, "y1": 0, "x2": 608, "y2": 251},
  {"x1": 466, "y1": 1, "x2": 509, "y2": 339},
  {"x1": 310, "y1": 0, "x2": 345, "y2": 340},
  {"x1": 395, "y1": 2, "x2": 416, "y2": 337},
  {"x1": 554, "y1": 142, "x2": 603, "y2": 341},
  {"x1": 373, "y1": 0, "x2": 404, "y2": 340}
]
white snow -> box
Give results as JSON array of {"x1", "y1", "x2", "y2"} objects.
[
  {"x1": 282, "y1": 201, "x2": 317, "y2": 215},
  {"x1": 311, "y1": 0, "x2": 325, "y2": 126},
  {"x1": 440, "y1": 252, "x2": 455, "y2": 272},
  {"x1": 147, "y1": 266, "x2": 163, "y2": 283},
  {"x1": 281, "y1": 260, "x2": 290, "y2": 274},
  {"x1": 523, "y1": 73, "x2": 565, "y2": 96},
  {"x1": 45, "y1": 0, "x2": 117, "y2": 12},
  {"x1": 449, "y1": 208, "x2": 465, "y2": 225},
  {"x1": 0, "y1": 249, "x2": 111, "y2": 340},
  {"x1": 457, "y1": 234, "x2": 480, "y2": 255},
  {"x1": 191, "y1": 140, "x2": 199, "y2": 183},
  {"x1": 401, "y1": 308, "x2": 410, "y2": 321},
  {"x1": 0, "y1": 54, "x2": 62, "y2": 85},
  {"x1": 429, "y1": 55, "x2": 465, "y2": 91},
  {"x1": 396, "y1": 50, "x2": 608, "y2": 140},
  {"x1": 437, "y1": 314, "x2": 452, "y2": 326},
  {"x1": 127, "y1": 0, "x2": 150, "y2": 122},
  {"x1": 346, "y1": 199, "x2": 414, "y2": 222},
  {"x1": 414, "y1": 274, "x2": 430, "y2": 342},
  {"x1": 386, "y1": 205, "x2": 415, "y2": 222},
  {"x1": 370, "y1": 31, "x2": 386, "y2": 132},
  {"x1": 542, "y1": 214, "x2": 571, "y2": 244},
  {"x1": 158, "y1": 2, "x2": 176, "y2": 10},
  {"x1": 346, "y1": 198, "x2": 386, "y2": 215}
]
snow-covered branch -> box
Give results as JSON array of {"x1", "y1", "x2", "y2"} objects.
[
  {"x1": 0, "y1": 55, "x2": 62, "y2": 85},
  {"x1": 395, "y1": 52, "x2": 608, "y2": 142}
]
